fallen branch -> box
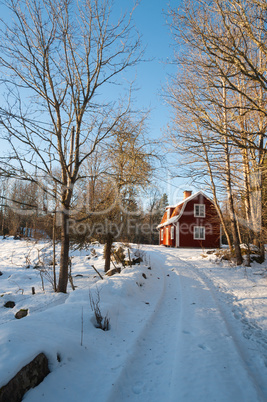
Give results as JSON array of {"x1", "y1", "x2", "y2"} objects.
[{"x1": 91, "y1": 265, "x2": 104, "y2": 280}]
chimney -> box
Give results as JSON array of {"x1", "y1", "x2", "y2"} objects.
[{"x1": 183, "y1": 190, "x2": 192, "y2": 200}]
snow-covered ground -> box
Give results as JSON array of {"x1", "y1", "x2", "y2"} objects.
[{"x1": 0, "y1": 238, "x2": 267, "y2": 401}]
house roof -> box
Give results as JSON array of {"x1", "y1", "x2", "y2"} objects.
[{"x1": 157, "y1": 190, "x2": 213, "y2": 229}]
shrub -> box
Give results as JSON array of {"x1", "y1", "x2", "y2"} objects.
[{"x1": 89, "y1": 289, "x2": 110, "y2": 331}]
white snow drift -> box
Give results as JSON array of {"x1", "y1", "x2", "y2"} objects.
[{"x1": 0, "y1": 238, "x2": 266, "y2": 401}]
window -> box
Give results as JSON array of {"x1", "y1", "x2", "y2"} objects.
[
  {"x1": 194, "y1": 204, "x2": 205, "y2": 217},
  {"x1": 194, "y1": 226, "x2": 205, "y2": 240},
  {"x1": 171, "y1": 226, "x2": 174, "y2": 240},
  {"x1": 161, "y1": 229, "x2": 164, "y2": 241},
  {"x1": 167, "y1": 208, "x2": 170, "y2": 220}
]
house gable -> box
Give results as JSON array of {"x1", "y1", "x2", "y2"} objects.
[
  {"x1": 158, "y1": 191, "x2": 220, "y2": 248},
  {"x1": 158, "y1": 191, "x2": 211, "y2": 229}
]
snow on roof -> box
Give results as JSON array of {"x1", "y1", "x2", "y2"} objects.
[{"x1": 157, "y1": 190, "x2": 213, "y2": 229}]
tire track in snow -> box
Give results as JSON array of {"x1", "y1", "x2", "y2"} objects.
[
  {"x1": 169, "y1": 250, "x2": 267, "y2": 401},
  {"x1": 108, "y1": 247, "x2": 266, "y2": 401},
  {"x1": 107, "y1": 250, "x2": 182, "y2": 402}
]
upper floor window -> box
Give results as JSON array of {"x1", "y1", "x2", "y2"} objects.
[
  {"x1": 167, "y1": 208, "x2": 170, "y2": 220},
  {"x1": 194, "y1": 204, "x2": 205, "y2": 217}
]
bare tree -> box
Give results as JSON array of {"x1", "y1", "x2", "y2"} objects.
[
  {"x1": 166, "y1": 0, "x2": 267, "y2": 262},
  {"x1": 0, "y1": 0, "x2": 143, "y2": 292},
  {"x1": 165, "y1": 60, "x2": 241, "y2": 259},
  {"x1": 103, "y1": 115, "x2": 152, "y2": 270},
  {"x1": 69, "y1": 113, "x2": 152, "y2": 271}
]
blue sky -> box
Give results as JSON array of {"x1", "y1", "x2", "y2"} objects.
[
  {"x1": 132, "y1": 0, "x2": 176, "y2": 139},
  {"x1": 129, "y1": 0, "x2": 194, "y2": 204},
  {"x1": 0, "y1": 0, "x2": 192, "y2": 205}
]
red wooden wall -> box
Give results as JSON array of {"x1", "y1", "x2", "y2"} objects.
[{"x1": 159, "y1": 194, "x2": 221, "y2": 248}]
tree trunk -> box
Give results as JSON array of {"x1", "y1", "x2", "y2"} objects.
[
  {"x1": 224, "y1": 141, "x2": 243, "y2": 265},
  {"x1": 242, "y1": 148, "x2": 253, "y2": 241},
  {"x1": 251, "y1": 170, "x2": 265, "y2": 262},
  {"x1": 201, "y1": 131, "x2": 233, "y2": 251},
  {"x1": 57, "y1": 208, "x2": 70, "y2": 293},
  {"x1": 222, "y1": 79, "x2": 242, "y2": 265},
  {"x1": 52, "y1": 213, "x2": 57, "y2": 292},
  {"x1": 104, "y1": 233, "x2": 113, "y2": 273}
]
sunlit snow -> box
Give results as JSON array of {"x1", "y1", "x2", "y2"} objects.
[{"x1": 0, "y1": 238, "x2": 266, "y2": 401}]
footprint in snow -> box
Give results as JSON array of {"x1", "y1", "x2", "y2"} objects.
[
  {"x1": 155, "y1": 356, "x2": 163, "y2": 365},
  {"x1": 182, "y1": 330, "x2": 190, "y2": 335},
  {"x1": 132, "y1": 381, "x2": 144, "y2": 394},
  {"x1": 198, "y1": 344, "x2": 211, "y2": 351}
]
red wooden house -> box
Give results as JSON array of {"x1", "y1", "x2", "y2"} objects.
[{"x1": 158, "y1": 190, "x2": 221, "y2": 248}]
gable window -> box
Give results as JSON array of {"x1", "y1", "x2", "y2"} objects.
[
  {"x1": 194, "y1": 204, "x2": 205, "y2": 217},
  {"x1": 167, "y1": 208, "x2": 170, "y2": 220},
  {"x1": 194, "y1": 226, "x2": 205, "y2": 240},
  {"x1": 161, "y1": 229, "x2": 164, "y2": 241},
  {"x1": 171, "y1": 226, "x2": 174, "y2": 240}
]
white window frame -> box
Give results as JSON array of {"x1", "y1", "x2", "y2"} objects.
[
  {"x1": 194, "y1": 204, "x2": 205, "y2": 217},
  {"x1": 161, "y1": 229, "x2": 164, "y2": 241},
  {"x1": 176, "y1": 223, "x2": 179, "y2": 247},
  {"x1": 194, "y1": 226, "x2": 205, "y2": 240},
  {"x1": 167, "y1": 208, "x2": 170, "y2": 220},
  {"x1": 171, "y1": 226, "x2": 175, "y2": 240}
]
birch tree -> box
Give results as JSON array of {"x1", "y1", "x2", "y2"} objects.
[{"x1": 166, "y1": 0, "x2": 267, "y2": 262}]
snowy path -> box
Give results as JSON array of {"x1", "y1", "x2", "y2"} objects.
[
  {"x1": 1, "y1": 241, "x2": 266, "y2": 402},
  {"x1": 107, "y1": 252, "x2": 182, "y2": 401},
  {"x1": 108, "y1": 247, "x2": 266, "y2": 402}
]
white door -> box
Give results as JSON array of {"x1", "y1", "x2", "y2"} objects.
[{"x1": 175, "y1": 223, "x2": 179, "y2": 247}]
